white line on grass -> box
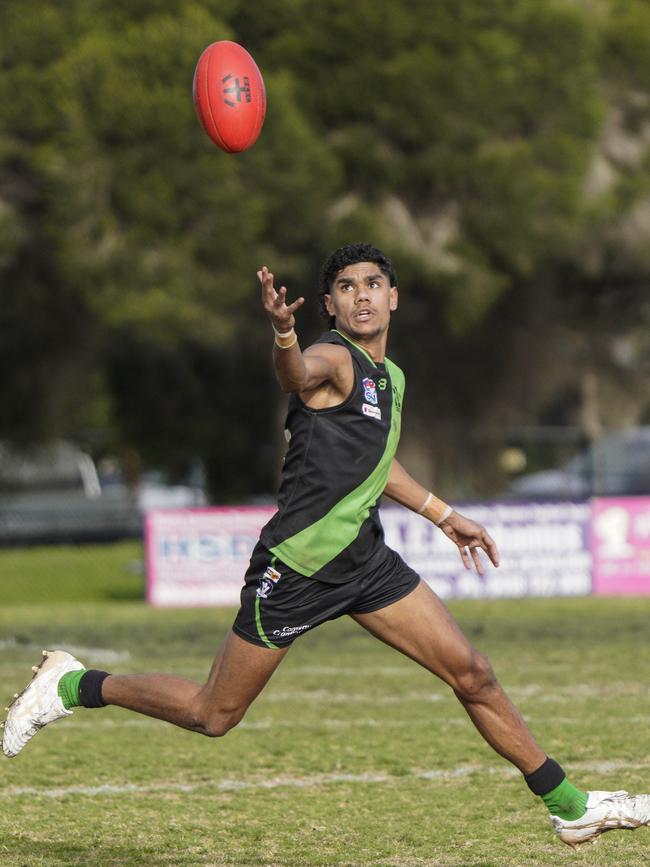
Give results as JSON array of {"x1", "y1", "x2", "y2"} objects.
[
  {"x1": 3, "y1": 760, "x2": 649, "y2": 800},
  {"x1": 264, "y1": 690, "x2": 448, "y2": 704},
  {"x1": 273, "y1": 684, "x2": 650, "y2": 704},
  {"x1": 287, "y1": 665, "x2": 416, "y2": 675},
  {"x1": 0, "y1": 767, "x2": 494, "y2": 799},
  {"x1": 63, "y1": 716, "x2": 471, "y2": 730},
  {"x1": 0, "y1": 640, "x2": 130, "y2": 664},
  {"x1": 61, "y1": 713, "x2": 650, "y2": 732}
]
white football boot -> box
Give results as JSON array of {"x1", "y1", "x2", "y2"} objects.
[
  {"x1": 2, "y1": 650, "x2": 84, "y2": 758},
  {"x1": 552, "y1": 789, "x2": 650, "y2": 848}
]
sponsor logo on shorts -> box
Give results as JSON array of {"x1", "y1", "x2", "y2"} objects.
[
  {"x1": 272, "y1": 624, "x2": 311, "y2": 637},
  {"x1": 257, "y1": 565, "x2": 281, "y2": 599},
  {"x1": 362, "y1": 377, "x2": 378, "y2": 405},
  {"x1": 362, "y1": 403, "x2": 382, "y2": 420}
]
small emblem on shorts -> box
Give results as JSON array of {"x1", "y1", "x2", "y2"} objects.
[
  {"x1": 362, "y1": 403, "x2": 382, "y2": 420},
  {"x1": 257, "y1": 565, "x2": 281, "y2": 598},
  {"x1": 362, "y1": 377, "x2": 378, "y2": 405}
]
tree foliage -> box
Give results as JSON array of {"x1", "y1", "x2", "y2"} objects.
[{"x1": 0, "y1": 0, "x2": 648, "y2": 497}]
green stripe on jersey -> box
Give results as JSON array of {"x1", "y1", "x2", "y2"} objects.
[
  {"x1": 332, "y1": 330, "x2": 376, "y2": 365},
  {"x1": 271, "y1": 357, "x2": 404, "y2": 576},
  {"x1": 255, "y1": 596, "x2": 279, "y2": 649}
]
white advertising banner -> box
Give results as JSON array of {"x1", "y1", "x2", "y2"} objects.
[
  {"x1": 381, "y1": 501, "x2": 592, "y2": 599},
  {"x1": 145, "y1": 507, "x2": 273, "y2": 607},
  {"x1": 145, "y1": 501, "x2": 593, "y2": 607}
]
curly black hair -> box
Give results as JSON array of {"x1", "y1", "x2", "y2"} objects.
[{"x1": 317, "y1": 243, "x2": 397, "y2": 328}]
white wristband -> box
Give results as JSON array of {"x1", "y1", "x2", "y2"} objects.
[
  {"x1": 273, "y1": 326, "x2": 294, "y2": 339},
  {"x1": 418, "y1": 492, "x2": 454, "y2": 525},
  {"x1": 436, "y1": 505, "x2": 454, "y2": 525}
]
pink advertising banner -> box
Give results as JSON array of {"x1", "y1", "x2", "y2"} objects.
[
  {"x1": 591, "y1": 497, "x2": 650, "y2": 595},
  {"x1": 145, "y1": 506, "x2": 273, "y2": 607}
]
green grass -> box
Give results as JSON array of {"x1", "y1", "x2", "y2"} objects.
[
  {"x1": 0, "y1": 542, "x2": 144, "y2": 603},
  {"x1": 1, "y1": 545, "x2": 650, "y2": 865}
]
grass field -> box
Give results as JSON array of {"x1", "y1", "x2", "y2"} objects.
[{"x1": 1, "y1": 543, "x2": 650, "y2": 866}]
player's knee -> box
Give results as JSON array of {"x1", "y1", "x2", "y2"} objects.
[
  {"x1": 200, "y1": 706, "x2": 245, "y2": 738},
  {"x1": 191, "y1": 696, "x2": 247, "y2": 738},
  {"x1": 453, "y1": 649, "x2": 496, "y2": 701}
]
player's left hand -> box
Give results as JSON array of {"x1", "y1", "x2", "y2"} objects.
[{"x1": 439, "y1": 511, "x2": 499, "y2": 575}]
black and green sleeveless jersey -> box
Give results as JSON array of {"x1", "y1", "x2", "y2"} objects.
[{"x1": 260, "y1": 329, "x2": 405, "y2": 583}]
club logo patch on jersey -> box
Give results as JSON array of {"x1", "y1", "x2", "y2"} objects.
[
  {"x1": 257, "y1": 565, "x2": 281, "y2": 598},
  {"x1": 362, "y1": 403, "x2": 382, "y2": 420},
  {"x1": 362, "y1": 377, "x2": 378, "y2": 405}
]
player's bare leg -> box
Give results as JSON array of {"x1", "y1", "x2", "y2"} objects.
[
  {"x1": 351, "y1": 580, "x2": 545, "y2": 774},
  {"x1": 352, "y1": 580, "x2": 650, "y2": 846},
  {"x1": 102, "y1": 631, "x2": 287, "y2": 736},
  {"x1": 2, "y1": 631, "x2": 287, "y2": 756}
]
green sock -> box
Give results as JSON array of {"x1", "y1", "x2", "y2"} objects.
[
  {"x1": 57, "y1": 669, "x2": 86, "y2": 710},
  {"x1": 541, "y1": 778, "x2": 588, "y2": 820}
]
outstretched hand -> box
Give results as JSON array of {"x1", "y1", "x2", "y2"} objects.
[
  {"x1": 439, "y1": 511, "x2": 500, "y2": 575},
  {"x1": 258, "y1": 266, "x2": 304, "y2": 332}
]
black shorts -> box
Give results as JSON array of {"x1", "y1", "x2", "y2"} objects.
[{"x1": 232, "y1": 541, "x2": 421, "y2": 649}]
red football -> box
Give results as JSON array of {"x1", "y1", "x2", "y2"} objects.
[{"x1": 193, "y1": 41, "x2": 266, "y2": 153}]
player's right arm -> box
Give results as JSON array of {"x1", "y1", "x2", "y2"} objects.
[{"x1": 258, "y1": 265, "x2": 351, "y2": 400}]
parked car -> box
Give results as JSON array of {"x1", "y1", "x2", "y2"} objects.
[
  {"x1": 0, "y1": 441, "x2": 207, "y2": 544},
  {"x1": 507, "y1": 427, "x2": 650, "y2": 499}
]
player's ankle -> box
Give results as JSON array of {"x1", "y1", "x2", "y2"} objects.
[
  {"x1": 57, "y1": 669, "x2": 85, "y2": 710},
  {"x1": 541, "y1": 778, "x2": 588, "y2": 820},
  {"x1": 58, "y1": 669, "x2": 111, "y2": 709},
  {"x1": 524, "y1": 756, "x2": 588, "y2": 820}
]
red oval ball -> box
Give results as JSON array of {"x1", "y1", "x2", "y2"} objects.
[{"x1": 193, "y1": 40, "x2": 266, "y2": 153}]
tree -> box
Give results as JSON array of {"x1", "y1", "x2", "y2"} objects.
[{"x1": 1, "y1": 0, "x2": 649, "y2": 499}]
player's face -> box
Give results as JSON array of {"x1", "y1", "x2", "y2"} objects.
[{"x1": 324, "y1": 262, "x2": 398, "y2": 341}]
